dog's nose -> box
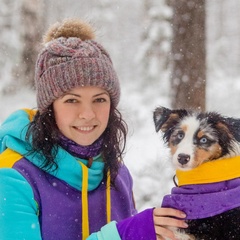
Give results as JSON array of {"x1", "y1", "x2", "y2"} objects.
[{"x1": 178, "y1": 153, "x2": 190, "y2": 165}]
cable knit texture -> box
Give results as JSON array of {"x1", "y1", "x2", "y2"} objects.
[{"x1": 35, "y1": 19, "x2": 120, "y2": 113}]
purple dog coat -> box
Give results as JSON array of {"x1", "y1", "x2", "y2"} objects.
[{"x1": 162, "y1": 178, "x2": 240, "y2": 219}]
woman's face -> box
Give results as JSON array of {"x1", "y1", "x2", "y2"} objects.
[{"x1": 53, "y1": 86, "x2": 111, "y2": 146}]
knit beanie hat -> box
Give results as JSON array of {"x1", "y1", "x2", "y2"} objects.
[{"x1": 35, "y1": 18, "x2": 120, "y2": 113}]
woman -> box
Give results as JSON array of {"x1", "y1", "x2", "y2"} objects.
[{"x1": 0, "y1": 18, "x2": 187, "y2": 240}]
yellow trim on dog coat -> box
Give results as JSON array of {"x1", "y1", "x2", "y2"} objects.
[{"x1": 176, "y1": 156, "x2": 240, "y2": 186}]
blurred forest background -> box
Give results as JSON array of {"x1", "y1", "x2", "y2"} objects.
[{"x1": 1, "y1": 0, "x2": 240, "y2": 210}]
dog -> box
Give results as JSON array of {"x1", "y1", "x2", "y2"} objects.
[{"x1": 153, "y1": 106, "x2": 240, "y2": 240}]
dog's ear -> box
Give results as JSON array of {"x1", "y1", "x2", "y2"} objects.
[
  {"x1": 223, "y1": 117, "x2": 240, "y2": 142},
  {"x1": 153, "y1": 107, "x2": 173, "y2": 132},
  {"x1": 153, "y1": 107, "x2": 189, "y2": 132},
  {"x1": 204, "y1": 113, "x2": 240, "y2": 144}
]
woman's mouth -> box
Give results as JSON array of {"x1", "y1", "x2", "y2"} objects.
[{"x1": 74, "y1": 126, "x2": 95, "y2": 132}]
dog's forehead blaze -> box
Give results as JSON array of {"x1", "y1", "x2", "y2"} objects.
[{"x1": 195, "y1": 143, "x2": 223, "y2": 164}]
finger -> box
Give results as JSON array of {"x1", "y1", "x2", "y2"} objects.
[
  {"x1": 154, "y1": 207, "x2": 186, "y2": 219},
  {"x1": 154, "y1": 216, "x2": 188, "y2": 229}
]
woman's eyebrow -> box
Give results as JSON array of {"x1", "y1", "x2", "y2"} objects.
[
  {"x1": 93, "y1": 91, "x2": 109, "y2": 97},
  {"x1": 61, "y1": 93, "x2": 81, "y2": 98},
  {"x1": 61, "y1": 91, "x2": 109, "y2": 98}
]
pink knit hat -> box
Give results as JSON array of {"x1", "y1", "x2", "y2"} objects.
[{"x1": 35, "y1": 19, "x2": 120, "y2": 113}]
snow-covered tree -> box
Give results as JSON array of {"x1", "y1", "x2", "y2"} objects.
[
  {"x1": 0, "y1": 0, "x2": 21, "y2": 93},
  {"x1": 135, "y1": 0, "x2": 172, "y2": 98}
]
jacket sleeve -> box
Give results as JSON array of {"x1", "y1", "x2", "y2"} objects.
[
  {"x1": 0, "y1": 168, "x2": 42, "y2": 240},
  {"x1": 87, "y1": 209, "x2": 156, "y2": 240},
  {"x1": 87, "y1": 221, "x2": 121, "y2": 240},
  {"x1": 116, "y1": 208, "x2": 156, "y2": 240}
]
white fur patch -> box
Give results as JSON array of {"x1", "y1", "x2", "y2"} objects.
[
  {"x1": 172, "y1": 116, "x2": 200, "y2": 170},
  {"x1": 166, "y1": 227, "x2": 195, "y2": 240}
]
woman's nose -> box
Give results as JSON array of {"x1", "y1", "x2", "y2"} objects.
[{"x1": 78, "y1": 104, "x2": 95, "y2": 120}]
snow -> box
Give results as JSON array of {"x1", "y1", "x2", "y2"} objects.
[
  {"x1": 0, "y1": 88, "x2": 35, "y2": 123},
  {"x1": 1, "y1": 1, "x2": 240, "y2": 211},
  {"x1": 1, "y1": 69, "x2": 240, "y2": 211}
]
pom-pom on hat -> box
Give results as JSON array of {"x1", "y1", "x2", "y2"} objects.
[{"x1": 35, "y1": 18, "x2": 120, "y2": 113}]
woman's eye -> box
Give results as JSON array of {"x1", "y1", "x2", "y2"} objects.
[
  {"x1": 94, "y1": 98, "x2": 106, "y2": 103},
  {"x1": 65, "y1": 98, "x2": 77, "y2": 103}
]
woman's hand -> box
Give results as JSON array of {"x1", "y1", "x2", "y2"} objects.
[{"x1": 153, "y1": 207, "x2": 188, "y2": 240}]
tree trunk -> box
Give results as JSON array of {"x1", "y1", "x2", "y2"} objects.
[
  {"x1": 169, "y1": 0, "x2": 206, "y2": 111},
  {"x1": 13, "y1": 0, "x2": 45, "y2": 89}
]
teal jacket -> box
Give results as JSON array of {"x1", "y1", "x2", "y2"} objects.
[{"x1": 0, "y1": 109, "x2": 136, "y2": 239}]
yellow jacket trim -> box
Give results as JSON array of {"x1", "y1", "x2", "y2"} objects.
[
  {"x1": 22, "y1": 108, "x2": 36, "y2": 122},
  {"x1": 0, "y1": 149, "x2": 22, "y2": 168},
  {"x1": 0, "y1": 109, "x2": 36, "y2": 168},
  {"x1": 106, "y1": 170, "x2": 111, "y2": 223},
  {"x1": 79, "y1": 162, "x2": 90, "y2": 239}
]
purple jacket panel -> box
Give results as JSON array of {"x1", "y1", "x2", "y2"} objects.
[{"x1": 13, "y1": 158, "x2": 137, "y2": 240}]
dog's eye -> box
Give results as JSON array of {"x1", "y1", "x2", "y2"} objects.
[
  {"x1": 177, "y1": 132, "x2": 184, "y2": 139},
  {"x1": 200, "y1": 137, "x2": 208, "y2": 144}
]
